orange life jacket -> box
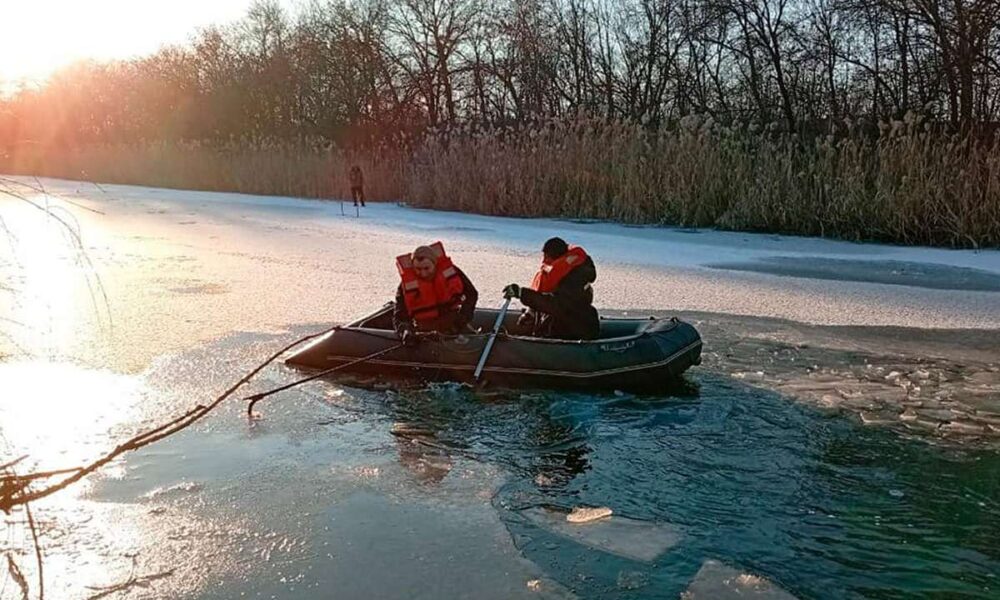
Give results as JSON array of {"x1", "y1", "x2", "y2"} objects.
[
  {"x1": 531, "y1": 245, "x2": 589, "y2": 293},
  {"x1": 396, "y1": 241, "x2": 465, "y2": 323}
]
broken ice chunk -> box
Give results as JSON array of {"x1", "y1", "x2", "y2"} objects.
[
  {"x1": 567, "y1": 506, "x2": 613, "y2": 523},
  {"x1": 682, "y1": 560, "x2": 799, "y2": 599},
  {"x1": 524, "y1": 576, "x2": 577, "y2": 598},
  {"x1": 390, "y1": 422, "x2": 436, "y2": 437},
  {"x1": 616, "y1": 570, "x2": 650, "y2": 590},
  {"x1": 520, "y1": 507, "x2": 682, "y2": 562}
]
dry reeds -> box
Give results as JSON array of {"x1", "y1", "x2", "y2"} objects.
[
  {"x1": 0, "y1": 140, "x2": 407, "y2": 202},
  {"x1": 2, "y1": 114, "x2": 997, "y2": 247},
  {"x1": 405, "y1": 115, "x2": 1000, "y2": 247}
]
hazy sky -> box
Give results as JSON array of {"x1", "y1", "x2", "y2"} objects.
[{"x1": 0, "y1": 0, "x2": 297, "y2": 83}]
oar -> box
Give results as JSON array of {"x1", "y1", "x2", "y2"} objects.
[
  {"x1": 246, "y1": 342, "x2": 403, "y2": 417},
  {"x1": 473, "y1": 298, "x2": 512, "y2": 382}
]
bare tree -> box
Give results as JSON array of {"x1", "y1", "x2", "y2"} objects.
[
  {"x1": 3, "y1": 0, "x2": 1000, "y2": 143},
  {"x1": 389, "y1": 0, "x2": 478, "y2": 125}
]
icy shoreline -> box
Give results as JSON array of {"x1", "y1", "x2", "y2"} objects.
[
  {"x1": 5, "y1": 176, "x2": 998, "y2": 332},
  {"x1": 2, "y1": 175, "x2": 998, "y2": 420}
]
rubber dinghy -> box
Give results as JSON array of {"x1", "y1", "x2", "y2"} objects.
[{"x1": 286, "y1": 304, "x2": 702, "y2": 392}]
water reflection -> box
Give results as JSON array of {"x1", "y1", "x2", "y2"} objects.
[
  {"x1": 0, "y1": 361, "x2": 141, "y2": 481},
  {"x1": 286, "y1": 368, "x2": 1000, "y2": 598},
  {"x1": 0, "y1": 360, "x2": 213, "y2": 599},
  {"x1": 374, "y1": 384, "x2": 604, "y2": 492},
  {"x1": 391, "y1": 422, "x2": 454, "y2": 484},
  {"x1": 483, "y1": 375, "x2": 1000, "y2": 599},
  {"x1": 0, "y1": 195, "x2": 112, "y2": 361}
]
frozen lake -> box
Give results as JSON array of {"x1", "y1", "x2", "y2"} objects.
[{"x1": 1, "y1": 176, "x2": 998, "y2": 599}]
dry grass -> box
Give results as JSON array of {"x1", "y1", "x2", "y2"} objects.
[
  {"x1": 0, "y1": 140, "x2": 407, "y2": 202},
  {"x1": 405, "y1": 115, "x2": 1000, "y2": 247},
  {"x1": 2, "y1": 115, "x2": 998, "y2": 247}
]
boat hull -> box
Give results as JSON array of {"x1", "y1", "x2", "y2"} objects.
[{"x1": 286, "y1": 306, "x2": 702, "y2": 393}]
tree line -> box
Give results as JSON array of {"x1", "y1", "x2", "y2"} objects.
[{"x1": 2, "y1": 0, "x2": 999, "y2": 149}]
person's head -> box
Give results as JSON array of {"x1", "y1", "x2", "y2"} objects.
[
  {"x1": 542, "y1": 237, "x2": 569, "y2": 262},
  {"x1": 411, "y1": 245, "x2": 438, "y2": 280}
]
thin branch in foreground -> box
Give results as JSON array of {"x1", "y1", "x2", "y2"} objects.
[
  {"x1": 6, "y1": 553, "x2": 30, "y2": 600},
  {"x1": 0, "y1": 177, "x2": 105, "y2": 216},
  {"x1": 0, "y1": 327, "x2": 334, "y2": 598},
  {"x1": 0, "y1": 325, "x2": 335, "y2": 513},
  {"x1": 0, "y1": 457, "x2": 27, "y2": 472},
  {"x1": 84, "y1": 553, "x2": 174, "y2": 600},
  {"x1": 85, "y1": 569, "x2": 175, "y2": 600},
  {"x1": 0, "y1": 182, "x2": 115, "y2": 334},
  {"x1": 24, "y1": 503, "x2": 42, "y2": 600},
  {"x1": 2, "y1": 460, "x2": 38, "y2": 600}
]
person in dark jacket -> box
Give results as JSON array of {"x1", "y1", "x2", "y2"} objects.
[
  {"x1": 348, "y1": 165, "x2": 366, "y2": 207},
  {"x1": 393, "y1": 243, "x2": 478, "y2": 346},
  {"x1": 503, "y1": 237, "x2": 600, "y2": 340}
]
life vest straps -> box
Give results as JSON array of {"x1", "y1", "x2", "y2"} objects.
[
  {"x1": 532, "y1": 245, "x2": 588, "y2": 293},
  {"x1": 397, "y1": 241, "x2": 465, "y2": 323}
]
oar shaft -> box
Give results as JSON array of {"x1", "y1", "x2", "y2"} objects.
[{"x1": 474, "y1": 298, "x2": 512, "y2": 381}]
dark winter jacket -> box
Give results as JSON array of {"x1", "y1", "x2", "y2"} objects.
[
  {"x1": 349, "y1": 166, "x2": 364, "y2": 187},
  {"x1": 519, "y1": 256, "x2": 600, "y2": 340}
]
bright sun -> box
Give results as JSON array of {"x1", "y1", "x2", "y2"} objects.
[{"x1": 0, "y1": 0, "x2": 271, "y2": 84}]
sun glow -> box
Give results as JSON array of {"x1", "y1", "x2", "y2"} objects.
[
  {"x1": 0, "y1": 188, "x2": 141, "y2": 476},
  {"x1": 0, "y1": 0, "x2": 271, "y2": 85},
  {"x1": 0, "y1": 360, "x2": 141, "y2": 477},
  {"x1": 0, "y1": 190, "x2": 108, "y2": 358}
]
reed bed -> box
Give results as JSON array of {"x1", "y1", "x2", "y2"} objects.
[
  {"x1": 1, "y1": 140, "x2": 407, "y2": 202},
  {"x1": 2, "y1": 115, "x2": 998, "y2": 247},
  {"x1": 406, "y1": 115, "x2": 1000, "y2": 247}
]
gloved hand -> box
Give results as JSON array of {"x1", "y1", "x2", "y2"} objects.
[
  {"x1": 400, "y1": 328, "x2": 420, "y2": 347},
  {"x1": 516, "y1": 311, "x2": 535, "y2": 334},
  {"x1": 502, "y1": 283, "x2": 521, "y2": 299}
]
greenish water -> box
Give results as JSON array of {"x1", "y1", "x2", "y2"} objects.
[
  {"x1": 4, "y1": 331, "x2": 998, "y2": 598},
  {"x1": 382, "y1": 376, "x2": 1000, "y2": 598}
]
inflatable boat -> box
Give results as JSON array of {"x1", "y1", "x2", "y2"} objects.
[{"x1": 285, "y1": 304, "x2": 702, "y2": 392}]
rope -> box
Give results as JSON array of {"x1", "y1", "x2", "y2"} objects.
[{"x1": 246, "y1": 343, "x2": 404, "y2": 417}]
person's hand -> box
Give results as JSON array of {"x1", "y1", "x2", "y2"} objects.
[
  {"x1": 502, "y1": 283, "x2": 521, "y2": 299},
  {"x1": 400, "y1": 328, "x2": 420, "y2": 347}
]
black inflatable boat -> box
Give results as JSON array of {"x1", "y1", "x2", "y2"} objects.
[{"x1": 285, "y1": 304, "x2": 702, "y2": 392}]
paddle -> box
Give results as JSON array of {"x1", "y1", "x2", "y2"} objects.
[
  {"x1": 246, "y1": 342, "x2": 403, "y2": 417},
  {"x1": 473, "y1": 298, "x2": 512, "y2": 382}
]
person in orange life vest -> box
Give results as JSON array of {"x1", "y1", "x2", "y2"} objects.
[
  {"x1": 393, "y1": 243, "x2": 479, "y2": 346},
  {"x1": 503, "y1": 237, "x2": 600, "y2": 340}
]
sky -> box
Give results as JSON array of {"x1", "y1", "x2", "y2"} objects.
[{"x1": 0, "y1": 0, "x2": 297, "y2": 84}]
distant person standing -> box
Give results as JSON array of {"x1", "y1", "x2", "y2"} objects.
[{"x1": 349, "y1": 165, "x2": 366, "y2": 207}]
